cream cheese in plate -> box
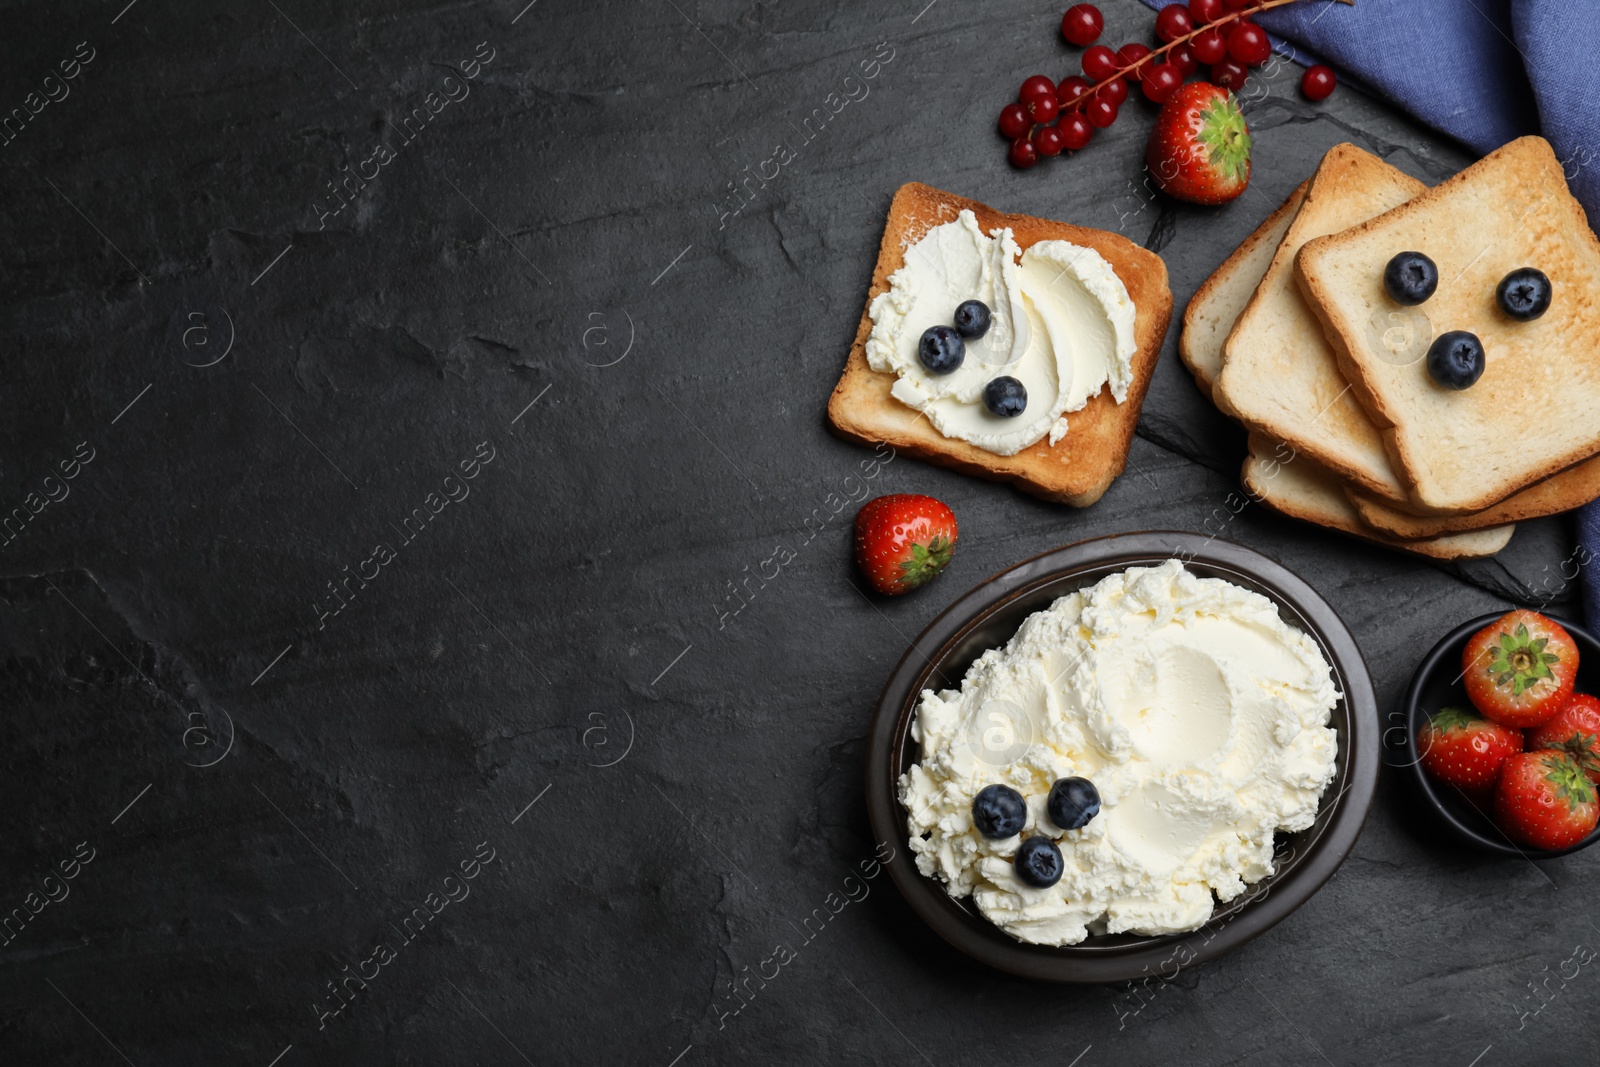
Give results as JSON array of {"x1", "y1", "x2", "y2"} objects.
[{"x1": 897, "y1": 560, "x2": 1340, "y2": 945}]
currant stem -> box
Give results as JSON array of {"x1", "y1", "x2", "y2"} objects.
[{"x1": 1073, "y1": 0, "x2": 1306, "y2": 109}]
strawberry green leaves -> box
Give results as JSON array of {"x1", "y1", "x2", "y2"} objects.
[
  {"x1": 897, "y1": 534, "x2": 953, "y2": 590},
  {"x1": 1488, "y1": 623, "x2": 1562, "y2": 696}
]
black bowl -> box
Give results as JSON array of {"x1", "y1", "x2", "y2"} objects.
[
  {"x1": 1396, "y1": 612, "x2": 1600, "y2": 858},
  {"x1": 864, "y1": 531, "x2": 1380, "y2": 983}
]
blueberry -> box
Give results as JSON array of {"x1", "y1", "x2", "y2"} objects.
[
  {"x1": 1046, "y1": 776, "x2": 1101, "y2": 831},
  {"x1": 1426, "y1": 330, "x2": 1486, "y2": 390},
  {"x1": 983, "y1": 376, "x2": 1027, "y2": 417},
  {"x1": 1383, "y1": 251, "x2": 1438, "y2": 306},
  {"x1": 918, "y1": 325, "x2": 964, "y2": 375},
  {"x1": 1014, "y1": 836, "x2": 1063, "y2": 888},
  {"x1": 971, "y1": 784, "x2": 1027, "y2": 839},
  {"x1": 1497, "y1": 267, "x2": 1552, "y2": 321},
  {"x1": 953, "y1": 300, "x2": 991, "y2": 339}
]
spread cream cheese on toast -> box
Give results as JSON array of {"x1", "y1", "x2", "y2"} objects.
[
  {"x1": 898, "y1": 560, "x2": 1340, "y2": 945},
  {"x1": 865, "y1": 209, "x2": 1137, "y2": 456}
]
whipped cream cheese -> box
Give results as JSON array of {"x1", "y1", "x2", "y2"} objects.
[
  {"x1": 865, "y1": 209, "x2": 1137, "y2": 456},
  {"x1": 898, "y1": 560, "x2": 1339, "y2": 946}
]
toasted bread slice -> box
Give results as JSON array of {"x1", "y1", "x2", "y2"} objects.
[
  {"x1": 1348, "y1": 453, "x2": 1600, "y2": 538},
  {"x1": 1180, "y1": 180, "x2": 1309, "y2": 399},
  {"x1": 1242, "y1": 436, "x2": 1514, "y2": 559},
  {"x1": 1213, "y1": 145, "x2": 1424, "y2": 504},
  {"x1": 1297, "y1": 137, "x2": 1600, "y2": 514},
  {"x1": 1187, "y1": 180, "x2": 1509, "y2": 558},
  {"x1": 826, "y1": 182, "x2": 1172, "y2": 507}
]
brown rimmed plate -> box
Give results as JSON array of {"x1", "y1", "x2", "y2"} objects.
[{"x1": 864, "y1": 531, "x2": 1380, "y2": 983}]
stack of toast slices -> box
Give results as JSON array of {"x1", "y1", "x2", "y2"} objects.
[
  {"x1": 827, "y1": 182, "x2": 1173, "y2": 508},
  {"x1": 1183, "y1": 137, "x2": 1600, "y2": 559}
]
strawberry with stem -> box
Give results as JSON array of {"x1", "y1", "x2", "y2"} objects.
[
  {"x1": 1528, "y1": 693, "x2": 1600, "y2": 784},
  {"x1": 1462, "y1": 610, "x2": 1578, "y2": 728},
  {"x1": 853, "y1": 494, "x2": 958, "y2": 596},
  {"x1": 1495, "y1": 750, "x2": 1599, "y2": 850},
  {"x1": 1146, "y1": 82, "x2": 1252, "y2": 204},
  {"x1": 1417, "y1": 704, "x2": 1522, "y2": 793}
]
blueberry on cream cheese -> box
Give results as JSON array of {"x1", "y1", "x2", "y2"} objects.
[
  {"x1": 864, "y1": 209, "x2": 1137, "y2": 457},
  {"x1": 953, "y1": 299, "x2": 992, "y2": 338},
  {"x1": 1014, "y1": 837, "x2": 1064, "y2": 888},
  {"x1": 897, "y1": 560, "x2": 1340, "y2": 947},
  {"x1": 971, "y1": 784, "x2": 1027, "y2": 839},
  {"x1": 1047, "y1": 777, "x2": 1101, "y2": 831},
  {"x1": 983, "y1": 376, "x2": 1028, "y2": 417},
  {"x1": 918, "y1": 325, "x2": 965, "y2": 374}
]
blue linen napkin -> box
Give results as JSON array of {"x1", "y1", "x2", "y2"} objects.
[{"x1": 1142, "y1": 0, "x2": 1600, "y2": 618}]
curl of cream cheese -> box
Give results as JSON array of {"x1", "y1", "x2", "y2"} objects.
[
  {"x1": 864, "y1": 209, "x2": 1137, "y2": 456},
  {"x1": 897, "y1": 560, "x2": 1340, "y2": 946}
]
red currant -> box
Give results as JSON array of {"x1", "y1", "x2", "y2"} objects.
[
  {"x1": 1301, "y1": 63, "x2": 1337, "y2": 101},
  {"x1": 1191, "y1": 26, "x2": 1227, "y2": 64},
  {"x1": 1142, "y1": 62, "x2": 1183, "y2": 103},
  {"x1": 1082, "y1": 45, "x2": 1118, "y2": 81},
  {"x1": 1189, "y1": 0, "x2": 1223, "y2": 23},
  {"x1": 1034, "y1": 124, "x2": 1067, "y2": 157},
  {"x1": 1117, "y1": 42, "x2": 1153, "y2": 82},
  {"x1": 1227, "y1": 21, "x2": 1271, "y2": 65},
  {"x1": 1210, "y1": 59, "x2": 1248, "y2": 91},
  {"x1": 1084, "y1": 97, "x2": 1119, "y2": 128},
  {"x1": 998, "y1": 102, "x2": 1031, "y2": 139},
  {"x1": 1169, "y1": 42, "x2": 1199, "y2": 76},
  {"x1": 1056, "y1": 75, "x2": 1092, "y2": 109},
  {"x1": 1061, "y1": 3, "x2": 1104, "y2": 47},
  {"x1": 1224, "y1": 0, "x2": 1255, "y2": 7},
  {"x1": 1059, "y1": 111, "x2": 1093, "y2": 150},
  {"x1": 1009, "y1": 136, "x2": 1039, "y2": 169},
  {"x1": 1097, "y1": 76, "x2": 1129, "y2": 107},
  {"x1": 1026, "y1": 92, "x2": 1060, "y2": 123},
  {"x1": 1154, "y1": 4, "x2": 1194, "y2": 41},
  {"x1": 1020, "y1": 75, "x2": 1057, "y2": 105}
]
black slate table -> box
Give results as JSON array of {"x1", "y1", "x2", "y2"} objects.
[{"x1": 3, "y1": 1, "x2": 1593, "y2": 1064}]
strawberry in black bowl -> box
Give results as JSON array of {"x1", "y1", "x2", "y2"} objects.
[{"x1": 1401, "y1": 610, "x2": 1600, "y2": 857}]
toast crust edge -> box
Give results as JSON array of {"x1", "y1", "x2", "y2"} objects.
[
  {"x1": 1347, "y1": 451, "x2": 1600, "y2": 537},
  {"x1": 1240, "y1": 440, "x2": 1514, "y2": 559},
  {"x1": 1179, "y1": 179, "x2": 1310, "y2": 400}
]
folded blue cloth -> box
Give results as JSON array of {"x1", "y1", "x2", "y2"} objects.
[{"x1": 1142, "y1": 0, "x2": 1600, "y2": 619}]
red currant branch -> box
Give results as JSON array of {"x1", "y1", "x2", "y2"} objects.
[
  {"x1": 1072, "y1": 0, "x2": 1342, "y2": 108},
  {"x1": 1004, "y1": 0, "x2": 1346, "y2": 166}
]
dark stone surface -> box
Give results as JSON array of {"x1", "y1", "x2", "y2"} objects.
[{"x1": 1, "y1": 1, "x2": 1593, "y2": 1064}]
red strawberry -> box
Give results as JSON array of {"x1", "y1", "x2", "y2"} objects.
[
  {"x1": 1462, "y1": 610, "x2": 1578, "y2": 728},
  {"x1": 1527, "y1": 692, "x2": 1600, "y2": 784},
  {"x1": 1417, "y1": 705, "x2": 1523, "y2": 793},
  {"x1": 1144, "y1": 82, "x2": 1251, "y2": 205},
  {"x1": 853, "y1": 494, "x2": 957, "y2": 596},
  {"x1": 1494, "y1": 750, "x2": 1599, "y2": 850}
]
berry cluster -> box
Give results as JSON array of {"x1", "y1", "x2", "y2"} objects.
[
  {"x1": 915, "y1": 299, "x2": 1032, "y2": 418},
  {"x1": 1380, "y1": 251, "x2": 1554, "y2": 391},
  {"x1": 971, "y1": 778, "x2": 1102, "y2": 889},
  {"x1": 1418, "y1": 611, "x2": 1600, "y2": 851},
  {"x1": 1000, "y1": 0, "x2": 1340, "y2": 169}
]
